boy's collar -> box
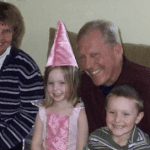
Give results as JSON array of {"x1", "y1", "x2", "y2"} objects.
[
  {"x1": 128, "y1": 125, "x2": 138, "y2": 144},
  {"x1": 128, "y1": 125, "x2": 149, "y2": 148}
]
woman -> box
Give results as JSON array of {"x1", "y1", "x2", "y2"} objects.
[{"x1": 0, "y1": 2, "x2": 44, "y2": 150}]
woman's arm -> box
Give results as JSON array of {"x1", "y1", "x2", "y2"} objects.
[
  {"x1": 76, "y1": 108, "x2": 89, "y2": 150},
  {"x1": 31, "y1": 113, "x2": 43, "y2": 150}
]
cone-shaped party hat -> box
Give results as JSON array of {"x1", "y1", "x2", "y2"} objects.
[{"x1": 46, "y1": 21, "x2": 78, "y2": 68}]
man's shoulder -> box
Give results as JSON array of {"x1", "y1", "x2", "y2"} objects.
[
  {"x1": 123, "y1": 58, "x2": 150, "y2": 85},
  {"x1": 125, "y1": 58, "x2": 150, "y2": 75}
]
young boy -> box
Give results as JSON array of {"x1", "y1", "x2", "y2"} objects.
[{"x1": 84, "y1": 85, "x2": 150, "y2": 150}]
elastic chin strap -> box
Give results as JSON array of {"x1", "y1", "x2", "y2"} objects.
[{"x1": 72, "y1": 67, "x2": 75, "y2": 81}]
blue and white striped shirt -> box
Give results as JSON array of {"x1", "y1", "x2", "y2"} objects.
[{"x1": 0, "y1": 47, "x2": 44, "y2": 149}]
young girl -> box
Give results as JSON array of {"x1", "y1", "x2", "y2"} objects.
[{"x1": 31, "y1": 21, "x2": 89, "y2": 150}]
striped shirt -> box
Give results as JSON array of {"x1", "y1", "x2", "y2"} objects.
[
  {"x1": 84, "y1": 126, "x2": 150, "y2": 150},
  {"x1": 0, "y1": 47, "x2": 44, "y2": 149}
]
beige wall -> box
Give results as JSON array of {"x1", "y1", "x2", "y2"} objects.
[{"x1": 6, "y1": 0, "x2": 150, "y2": 74}]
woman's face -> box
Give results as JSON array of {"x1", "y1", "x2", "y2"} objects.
[{"x1": 0, "y1": 22, "x2": 13, "y2": 56}]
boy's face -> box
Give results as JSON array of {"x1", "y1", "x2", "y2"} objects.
[{"x1": 106, "y1": 96, "x2": 144, "y2": 143}]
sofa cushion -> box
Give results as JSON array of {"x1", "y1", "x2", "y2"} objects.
[{"x1": 123, "y1": 43, "x2": 150, "y2": 67}]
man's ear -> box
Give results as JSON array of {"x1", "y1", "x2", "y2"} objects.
[
  {"x1": 113, "y1": 43, "x2": 123, "y2": 59},
  {"x1": 135, "y1": 111, "x2": 144, "y2": 124}
]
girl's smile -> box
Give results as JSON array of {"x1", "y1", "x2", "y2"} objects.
[{"x1": 47, "y1": 68, "x2": 69, "y2": 104}]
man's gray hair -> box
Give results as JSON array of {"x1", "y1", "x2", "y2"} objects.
[{"x1": 77, "y1": 20, "x2": 121, "y2": 45}]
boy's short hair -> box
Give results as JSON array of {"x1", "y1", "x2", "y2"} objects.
[{"x1": 106, "y1": 85, "x2": 144, "y2": 112}]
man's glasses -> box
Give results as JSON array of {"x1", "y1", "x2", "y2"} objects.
[{"x1": 0, "y1": 29, "x2": 14, "y2": 38}]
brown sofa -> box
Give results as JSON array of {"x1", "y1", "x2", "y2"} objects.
[{"x1": 49, "y1": 28, "x2": 150, "y2": 68}]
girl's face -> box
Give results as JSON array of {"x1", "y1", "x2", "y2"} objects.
[
  {"x1": 47, "y1": 68, "x2": 69, "y2": 104},
  {"x1": 106, "y1": 96, "x2": 143, "y2": 144}
]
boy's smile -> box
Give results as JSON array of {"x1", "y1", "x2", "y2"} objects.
[{"x1": 106, "y1": 96, "x2": 143, "y2": 145}]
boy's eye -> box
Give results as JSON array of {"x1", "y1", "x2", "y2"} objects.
[
  {"x1": 60, "y1": 82, "x2": 65, "y2": 84},
  {"x1": 124, "y1": 113, "x2": 130, "y2": 116}
]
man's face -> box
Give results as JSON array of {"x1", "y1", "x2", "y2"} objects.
[
  {"x1": 0, "y1": 22, "x2": 13, "y2": 56},
  {"x1": 77, "y1": 29, "x2": 121, "y2": 86}
]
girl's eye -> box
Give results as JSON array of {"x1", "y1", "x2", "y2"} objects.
[
  {"x1": 109, "y1": 111, "x2": 115, "y2": 114},
  {"x1": 48, "y1": 82, "x2": 53, "y2": 85},
  {"x1": 60, "y1": 82, "x2": 65, "y2": 84}
]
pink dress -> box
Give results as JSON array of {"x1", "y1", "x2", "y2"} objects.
[{"x1": 39, "y1": 102, "x2": 84, "y2": 150}]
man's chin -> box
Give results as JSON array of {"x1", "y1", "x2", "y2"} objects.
[
  {"x1": 85, "y1": 71, "x2": 106, "y2": 86},
  {"x1": 92, "y1": 78, "x2": 102, "y2": 86}
]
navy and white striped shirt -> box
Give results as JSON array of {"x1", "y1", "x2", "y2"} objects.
[{"x1": 0, "y1": 47, "x2": 44, "y2": 149}]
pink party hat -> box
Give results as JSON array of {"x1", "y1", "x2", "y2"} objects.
[{"x1": 46, "y1": 21, "x2": 78, "y2": 68}]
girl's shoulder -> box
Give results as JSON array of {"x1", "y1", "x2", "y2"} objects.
[
  {"x1": 38, "y1": 105, "x2": 47, "y2": 122},
  {"x1": 75, "y1": 98, "x2": 85, "y2": 108},
  {"x1": 31, "y1": 99, "x2": 45, "y2": 107},
  {"x1": 31, "y1": 100, "x2": 47, "y2": 121},
  {"x1": 70, "y1": 101, "x2": 85, "y2": 118}
]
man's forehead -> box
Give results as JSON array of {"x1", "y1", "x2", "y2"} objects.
[
  {"x1": 79, "y1": 30, "x2": 106, "y2": 44},
  {"x1": 78, "y1": 37, "x2": 108, "y2": 53}
]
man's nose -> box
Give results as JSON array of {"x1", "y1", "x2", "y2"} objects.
[{"x1": 84, "y1": 57, "x2": 94, "y2": 70}]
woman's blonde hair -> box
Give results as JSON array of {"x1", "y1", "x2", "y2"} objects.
[{"x1": 42, "y1": 66, "x2": 80, "y2": 108}]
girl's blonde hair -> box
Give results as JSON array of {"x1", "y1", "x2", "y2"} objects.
[{"x1": 42, "y1": 66, "x2": 80, "y2": 108}]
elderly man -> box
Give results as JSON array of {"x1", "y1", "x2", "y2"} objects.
[
  {"x1": 0, "y1": 2, "x2": 44, "y2": 150},
  {"x1": 77, "y1": 20, "x2": 150, "y2": 136}
]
